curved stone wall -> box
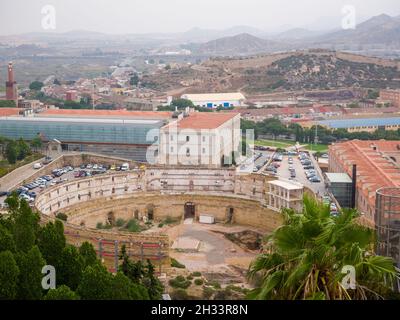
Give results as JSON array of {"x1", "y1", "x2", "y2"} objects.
[{"x1": 35, "y1": 169, "x2": 281, "y2": 232}]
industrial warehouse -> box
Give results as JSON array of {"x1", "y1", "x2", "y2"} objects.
[{"x1": 0, "y1": 108, "x2": 241, "y2": 166}]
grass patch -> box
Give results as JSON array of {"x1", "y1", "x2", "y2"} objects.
[
  {"x1": 96, "y1": 222, "x2": 112, "y2": 230},
  {"x1": 255, "y1": 139, "x2": 293, "y2": 149},
  {"x1": 171, "y1": 258, "x2": 186, "y2": 269},
  {"x1": 126, "y1": 219, "x2": 141, "y2": 233},
  {"x1": 304, "y1": 143, "x2": 329, "y2": 153}
]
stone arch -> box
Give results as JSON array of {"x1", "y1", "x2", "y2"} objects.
[
  {"x1": 227, "y1": 207, "x2": 234, "y2": 223},
  {"x1": 107, "y1": 211, "x2": 115, "y2": 225},
  {"x1": 184, "y1": 202, "x2": 196, "y2": 219},
  {"x1": 146, "y1": 204, "x2": 154, "y2": 220}
]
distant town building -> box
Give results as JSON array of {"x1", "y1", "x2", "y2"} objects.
[
  {"x1": 318, "y1": 117, "x2": 400, "y2": 133},
  {"x1": 5, "y1": 62, "x2": 18, "y2": 103},
  {"x1": 181, "y1": 92, "x2": 245, "y2": 109},
  {"x1": 65, "y1": 90, "x2": 79, "y2": 102},
  {"x1": 380, "y1": 89, "x2": 400, "y2": 108},
  {"x1": 18, "y1": 99, "x2": 44, "y2": 111},
  {"x1": 125, "y1": 98, "x2": 159, "y2": 111}
]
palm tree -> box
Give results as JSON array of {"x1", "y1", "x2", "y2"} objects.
[{"x1": 248, "y1": 195, "x2": 400, "y2": 300}]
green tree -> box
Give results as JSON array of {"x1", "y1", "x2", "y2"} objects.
[
  {"x1": 130, "y1": 73, "x2": 139, "y2": 86},
  {"x1": 5, "y1": 140, "x2": 17, "y2": 164},
  {"x1": 57, "y1": 245, "x2": 84, "y2": 290},
  {"x1": 44, "y1": 285, "x2": 79, "y2": 300},
  {"x1": 11, "y1": 198, "x2": 40, "y2": 252},
  {"x1": 16, "y1": 138, "x2": 31, "y2": 160},
  {"x1": 110, "y1": 272, "x2": 149, "y2": 300},
  {"x1": 77, "y1": 263, "x2": 113, "y2": 300},
  {"x1": 171, "y1": 98, "x2": 194, "y2": 109},
  {"x1": 0, "y1": 224, "x2": 16, "y2": 253},
  {"x1": 0, "y1": 251, "x2": 19, "y2": 299},
  {"x1": 119, "y1": 245, "x2": 145, "y2": 283},
  {"x1": 15, "y1": 246, "x2": 46, "y2": 300},
  {"x1": 53, "y1": 78, "x2": 61, "y2": 86},
  {"x1": 29, "y1": 81, "x2": 44, "y2": 91},
  {"x1": 31, "y1": 136, "x2": 43, "y2": 151},
  {"x1": 37, "y1": 220, "x2": 66, "y2": 267},
  {"x1": 143, "y1": 259, "x2": 164, "y2": 300},
  {"x1": 248, "y1": 195, "x2": 400, "y2": 300},
  {"x1": 79, "y1": 242, "x2": 98, "y2": 268}
]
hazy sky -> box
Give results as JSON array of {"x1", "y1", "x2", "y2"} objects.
[{"x1": 0, "y1": 0, "x2": 399, "y2": 35}]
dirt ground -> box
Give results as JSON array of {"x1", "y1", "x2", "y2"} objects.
[{"x1": 166, "y1": 222, "x2": 266, "y2": 286}]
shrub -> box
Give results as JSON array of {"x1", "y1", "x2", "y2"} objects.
[
  {"x1": 115, "y1": 218, "x2": 126, "y2": 227},
  {"x1": 158, "y1": 223, "x2": 164, "y2": 228},
  {"x1": 164, "y1": 216, "x2": 176, "y2": 224},
  {"x1": 191, "y1": 271, "x2": 201, "y2": 277},
  {"x1": 126, "y1": 219, "x2": 141, "y2": 233},
  {"x1": 208, "y1": 281, "x2": 221, "y2": 289},
  {"x1": 176, "y1": 275, "x2": 185, "y2": 282},
  {"x1": 56, "y1": 212, "x2": 68, "y2": 221},
  {"x1": 170, "y1": 289, "x2": 189, "y2": 300},
  {"x1": 186, "y1": 275, "x2": 193, "y2": 281},
  {"x1": 170, "y1": 258, "x2": 185, "y2": 269},
  {"x1": 202, "y1": 286, "x2": 215, "y2": 299},
  {"x1": 194, "y1": 279, "x2": 203, "y2": 286},
  {"x1": 96, "y1": 222, "x2": 104, "y2": 229},
  {"x1": 169, "y1": 276, "x2": 191, "y2": 289}
]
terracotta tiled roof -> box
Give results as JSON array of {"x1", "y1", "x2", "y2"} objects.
[
  {"x1": 170, "y1": 112, "x2": 239, "y2": 130},
  {"x1": 330, "y1": 140, "x2": 400, "y2": 210},
  {"x1": 0, "y1": 108, "x2": 21, "y2": 116}
]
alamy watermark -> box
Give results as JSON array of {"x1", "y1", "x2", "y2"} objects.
[{"x1": 41, "y1": 5, "x2": 56, "y2": 30}]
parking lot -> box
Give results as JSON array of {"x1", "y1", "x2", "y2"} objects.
[
  {"x1": 0, "y1": 161, "x2": 132, "y2": 209},
  {"x1": 271, "y1": 152, "x2": 326, "y2": 196},
  {"x1": 239, "y1": 150, "x2": 274, "y2": 173}
]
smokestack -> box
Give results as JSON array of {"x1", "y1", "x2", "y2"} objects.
[
  {"x1": 8, "y1": 62, "x2": 14, "y2": 82},
  {"x1": 351, "y1": 164, "x2": 357, "y2": 209}
]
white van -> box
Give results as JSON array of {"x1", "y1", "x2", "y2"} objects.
[
  {"x1": 121, "y1": 163, "x2": 129, "y2": 171},
  {"x1": 33, "y1": 163, "x2": 42, "y2": 170}
]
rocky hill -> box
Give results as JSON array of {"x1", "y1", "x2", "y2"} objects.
[{"x1": 140, "y1": 50, "x2": 400, "y2": 95}]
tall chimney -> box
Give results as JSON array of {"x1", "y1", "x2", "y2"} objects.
[
  {"x1": 6, "y1": 62, "x2": 18, "y2": 102},
  {"x1": 351, "y1": 164, "x2": 357, "y2": 209},
  {"x1": 8, "y1": 62, "x2": 14, "y2": 82}
]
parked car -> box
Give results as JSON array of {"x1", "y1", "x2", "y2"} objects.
[
  {"x1": 121, "y1": 163, "x2": 130, "y2": 171},
  {"x1": 43, "y1": 156, "x2": 53, "y2": 165},
  {"x1": 33, "y1": 163, "x2": 42, "y2": 169}
]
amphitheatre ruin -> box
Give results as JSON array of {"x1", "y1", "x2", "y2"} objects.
[{"x1": 30, "y1": 153, "x2": 303, "y2": 282}]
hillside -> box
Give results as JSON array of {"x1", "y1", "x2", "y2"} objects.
[
  {"x1": 140, "y1": 50, "x2": 400, "y2": 95},
  {"x1": 191, "y1": 33, "x2": 283, "y2": 55},
  {"x1": 314, "y1": 14, "x2": 400, "y2": 46}
]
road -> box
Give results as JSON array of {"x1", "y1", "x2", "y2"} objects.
[{"x1": 275, "y1": 154, "x2": 326, "y2": 196}]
